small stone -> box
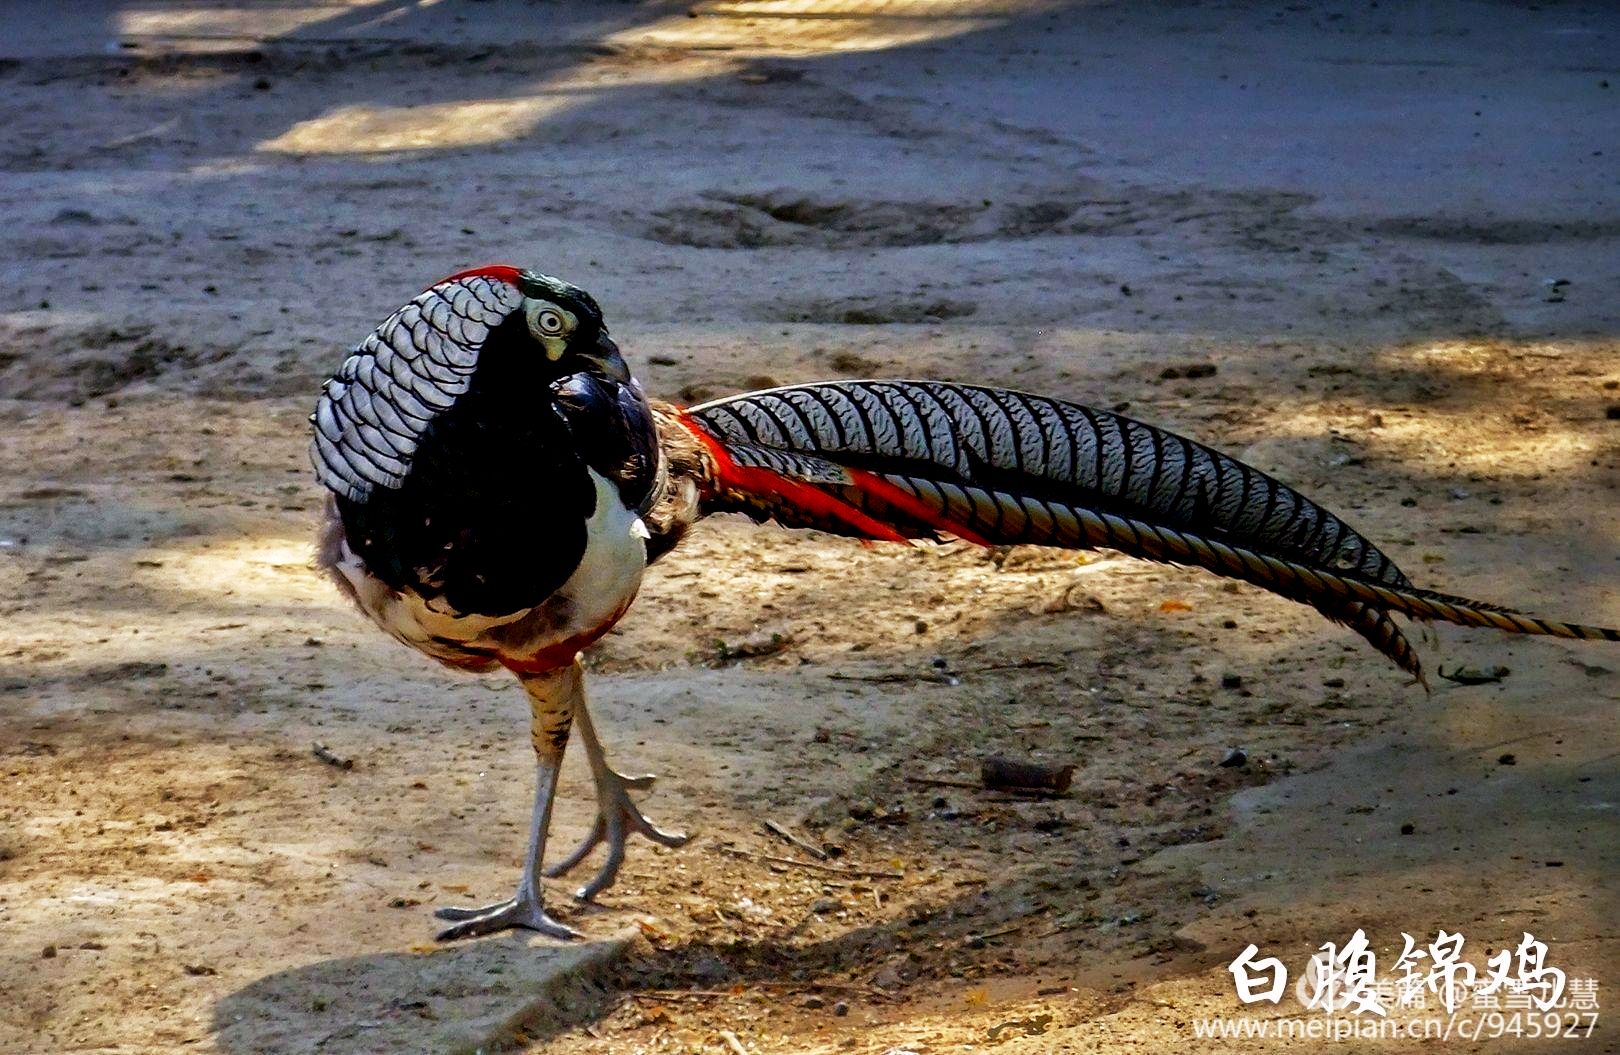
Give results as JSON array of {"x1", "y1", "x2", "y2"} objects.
[
  {"x1": 871, "y1": 963, "x2": 904, "y2": 989},
  {"x1": 1400, "y1": 822, "x2": 1415, "y2": 835},
  {"x1": 1323, "y1": 677, "x2": 1345, "y2": 688},
  {"x1": 833, "y1": 1001, "x2": 850, "y2": 1017},
  {"x1": 253, "y1": 77, "x2": 272, "y2": 90},
  {"x1": 1218, "y1": 748, "x2": 1247, "y2": 768},
  {"x1": 914, "y1": 619, "x2": 928, "y2": 634},
  {"x1": 41, "y1": 945, "x2": 56, "y2": 959},
  {"x1": 1498, "y1": 753, "x2": 1517, "y2": 766},
  {"x1": 811, "y1": 898, "x2": 840, "y2": 915},
  {"x1": 803, "y1": 994, "x2": 826, "y2": 1009},
  {"x1": 1220, "y1": 673, "x2": 1243, "y2": 690},
  {"x1": 1605, "y1": 405, "x2": 1620, "y2": 421}
]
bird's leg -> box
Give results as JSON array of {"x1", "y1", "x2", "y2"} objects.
[
  {"x1": 434, "y1": 662, "x2": 583, "y2": 941},
  {"x1": 542, "y1": 685, "x2": 690, "y2": 901}
]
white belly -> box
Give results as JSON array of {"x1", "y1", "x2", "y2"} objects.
[{"x1": 330, "y1": 470, "x2": 649, "y2": 669}]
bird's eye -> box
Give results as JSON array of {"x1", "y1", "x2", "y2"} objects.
[
  {"x1": 524, "y1": 300, "x2": 576, "y2": 359},
  {"x1": 534, "y1": 309, "x2": 565, "y2": 337}
]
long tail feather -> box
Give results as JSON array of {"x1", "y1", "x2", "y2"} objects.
[{"x1": 672, "y1": 381, "x2": 1619, "y2": 674}]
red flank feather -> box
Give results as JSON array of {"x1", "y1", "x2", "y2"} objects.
[
  {"x1": 845, "y1": 468, "x2": 993, "y2": 547},
  {"x1": 677, "y1": 414, "x2": 911, "y2": 544}
]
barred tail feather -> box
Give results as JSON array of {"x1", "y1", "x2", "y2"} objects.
[
  {"x1": 676, "y1": 381, "x2": 1619, "y2": 675},
  {"x1": 1325, "y1": 602, "x2": 1427, "y2": 685},
  {"x1": 838, "y1": 472, "x2": 1619, "y2": 647},
  {"x1": 1002, "y1": 492, "x2": 1620, "y2": 645}
]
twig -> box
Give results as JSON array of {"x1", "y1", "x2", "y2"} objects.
[
  {"x1": 751, "y1": 979, "x2": 882, "y2": 997},
  {"x1": 829, "y1": 658, "x2": 1063, "y2": 685},
  {"x1": 720, "y1": 1030, "x2": 749, "y2": 1055},
  {"x1": 905, "y1": 776, "x2": 981, "y2": 791},
  {"x1": 312, "y1": 742, "x2": 353, "y2": 770},
  {"x1": 715, "y1": 845, "x2": 902, "y2": 880},
  {"x1": 960, "y1": 659, "x2": 1064, "y2": 674},
  {"x1": 763, "y1": 819, "x2": 827, "y2": 860},
  {"x1": 634, "y1": 990, "x2": 744, "y2": 1002},
  {"x1": 967, "y1": 922, "x2": 1027, "y2": 943},
  {"x1": 828, "y1": 671, "x2": 955, "y2": 685},
  {"x1": 904, "y1": 774, "x2": 1071, "y2": 799}
]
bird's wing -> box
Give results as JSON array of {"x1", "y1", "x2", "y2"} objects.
[{"x1": 662, "y1": 380, "x2": 1619, "y2": 680}]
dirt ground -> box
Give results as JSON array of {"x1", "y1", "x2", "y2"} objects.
[{"x1": 2, "y1": 1, "x2": 1619, "y2": 1052}]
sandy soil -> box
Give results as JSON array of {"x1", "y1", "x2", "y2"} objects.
[{"x1": 2, "y1": 2, "x2": 1618, "y2": 1052}]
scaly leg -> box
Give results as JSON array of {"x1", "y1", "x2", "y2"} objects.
[
  {"x1": 543, "y1": 687, "x2": 690, "y2": 901},
  {"x1": 434, "y1": 662, "x2": 583, "y2": 941}
]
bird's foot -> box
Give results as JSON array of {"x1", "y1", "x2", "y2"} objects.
[
  {"x1": 544, "y1": 768, "x2": 691, "y2": 901},
  {"x1": 433, "y1": 892, "x2": 581, "y2": 942}
]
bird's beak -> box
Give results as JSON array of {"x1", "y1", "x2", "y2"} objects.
[{"x1": 581, "y1": 332, "x2": 631, "y2": 383}]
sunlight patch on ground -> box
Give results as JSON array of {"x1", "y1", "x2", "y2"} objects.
[
  {"x1": 1, "y1": 534, "x2": 341, "y2": 683},
  {"x1": 238, "y1": 0, "x2": 1063, "y2": 155},
  {"x1": 137, "y1": 535, "x2": 331, "y2": 607},
  {"x1": 117, "y1": 3, "x2": 367, "y2": 49},
  {"x1": 258, "y1": 93, "x2": 589, "y2": 155},
  {"x1": 623, "y1": 0, "x2": 1061, "y2": 56}
]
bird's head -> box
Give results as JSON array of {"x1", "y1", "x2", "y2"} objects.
[
  {"x1": 311, "y1": 265, "x2": 632, "y2": 503},
  {"x1": 443, "y1": 264, "x2": 629, "y2": 383}
]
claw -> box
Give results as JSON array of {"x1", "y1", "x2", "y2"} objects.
[
  {"x1": 433, "y1": 894, "x2": 581, "y2": 942},
  {"x1": 544, "y1": 814, "x2": 608, "y2": 879},
  {"x1": 545, "y1": 767, "x2": 691, "y2": 900},
  {"x1": 433, "y1": 904, "x2": 494, "y2": 922}
]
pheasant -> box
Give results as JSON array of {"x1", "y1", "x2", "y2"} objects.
[{"x1": 311, "y1": 265, "x2": 1619, "y2": 941}]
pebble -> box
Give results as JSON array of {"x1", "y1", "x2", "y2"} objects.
[{"x1": 833, "y1": 1001, "x2": 850, "y2": 1017}]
